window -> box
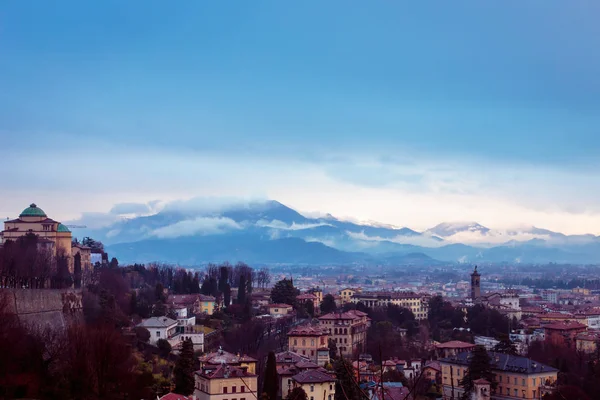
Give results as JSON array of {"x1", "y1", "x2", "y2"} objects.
[
  {"x1": 311, "y1": 350, "x2": 315, "y2": 356},
  {"x1": 302, "y1": 339, "x2": 306, "y2": 346},
  {"x1": 223, "y1": 387, "x2": 228, "y2": 394},
  {"x1": 533, "y1": 391, "x2": 537, "y2": 398},
  {"x1": 294, "y1": 339, "x2": 298, "y2": 346},
  {"x1": 522, "y1": 379, "x2": 526, "y2": 386},
  {"x1": 330, "y1": 385, "x2": 333, "y2": 390},
  {"x1": 241, "y1": 386, "x2": 245, "y2": 393},
  {"x1": 533, "y1": 378, "x2": 536, "y2": 386},
  {"x1": 514, "y1": 377, "x2": 518, "y2": 385},
  {"x1": 499, "y1": 376, "x2": 503, "y2": 383},
  {"x1": 233, "y1": 386, "x2": 237, "y2": 393},
  {"x1": 310, "y1": 397, "x2": 314, "y2": 400},
  {"x1": 310, "y1": 385, "x2": 315, "y2": 392},
  {"x1": 514, "y1": 389, "x2": 518, "y2": 397},
  {"x1": 311, "y1": 339, "x2": 315, "y2": 346},
  {"x1": 156, "y1": 331, "x2": 160, "y2": 337},
  {"x1": 499, "y1": 387, "x2": 502, "y2": 395}
]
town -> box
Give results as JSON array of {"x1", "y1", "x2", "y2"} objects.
[{"x1": 2, "y1": 204, "x2": 600, "y2": 400}]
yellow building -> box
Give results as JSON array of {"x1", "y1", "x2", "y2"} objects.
[
  {"x1": 440, "y1": 351, "x2": 558, "y2": 400},
  {"x1": 288, "y1": 324, "x2": 330, "y2": 366},
  {"x1": 291, "y1": 370, "x2": 335, "y2": 400},
  {"x1": 319, "y1": 310, "x2": 370, "y2": 357},
  {"x1": 576, "y1": 332, "x2": 600, "y2": 353},
  {"x1": 0, "y1": 203, "x2": 88, "y2": 274},
  {"x1": 194, "y1": 364, "x2": 257, "y2": 400},
  {"x1": 339, "y1": 288, "x2": 358, "y2": 304}
]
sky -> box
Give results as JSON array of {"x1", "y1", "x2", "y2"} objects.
[{"x1": 1, "y1": 1, "x2": 600, "y2": 234}]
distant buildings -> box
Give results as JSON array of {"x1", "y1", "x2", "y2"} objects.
[
  {"x1": 168, "y1": 294, "x2": 217, "y2": 316},
  {"x1": 194, "y1": 364, "x2": 257, "y2": 400},
  {"x1": 137, "y1": 316, "x2": 178, "y2": 345},
  {"x1": 350, "y1": 291, "x2": 430, "y2": 320},
  {"x1": 544, "y1": 321, "x2": 587, "y2": 347},
  {"x1": 435, "y1": 340, "x2": 476, "y2": 358},
  {"x1": 268, "y1": 303, "x2": 294, "y2": 318}
]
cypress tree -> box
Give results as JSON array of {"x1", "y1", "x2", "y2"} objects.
[
  {"x1": 460, "y1": 346, "x2": 497, "y2": 400},
  {"x1": 238, "y1": 275, "x2": 247, "y2": 304},
  {"x1": 174, "y1": 338, "x2": 195, "y2": 395},
  {"x1": 262, "y1": 351, "x2": 279, "y2": 400}
]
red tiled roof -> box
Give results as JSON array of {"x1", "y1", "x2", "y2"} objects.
[
  {"x1": 160, "y1": 393, "x2": 190, "y2": 400},
  {"x1": 268, "y1": 303, "x2": 293, "y2": 308},
  {"x1": 197, "y1": 364, "x2": 256, "y2": 379},
  {"x1": 319, "y1": 310, "x2": 368, "y2": 320},
  {"x1": 292, "y1": 369, "x2": 335, "y2": 384},
  {"x1": 288, "y1": 323, "x2": 328, "y2": 337},
  {"x1": 544, "y1": 321, "x2": 587, "y2": 331}
]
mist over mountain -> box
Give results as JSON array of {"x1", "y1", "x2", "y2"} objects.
[{"x1": 68, "y1": 199, "x2": 600, "y2": 265}]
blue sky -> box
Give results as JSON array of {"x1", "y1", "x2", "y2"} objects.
[{"x1": 1, "y1": 1, "x2": 600, "y2": 233}]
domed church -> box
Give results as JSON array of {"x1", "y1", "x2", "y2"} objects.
[{"x1": 1, "y1": 203, "x2": 91, "y2": 273}]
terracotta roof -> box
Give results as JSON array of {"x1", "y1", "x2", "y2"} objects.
[
  {"x1": 297, "y1": 293, "x2": 318, "y2": 300},
  {"x1": 288, "y1": 323, "x2": 328, "y2": 336},
  {"x1": 473, "y1": 378, "x2": 490, "y2": 385},
  {"x1": 435, "y1": 340, "x2": 476, "y2": 349},
  {"x1": 424, "y1": 361, "x2": 441, "y2": 372},
  {"x1": 197, "y1": 364, "x2": 256, "y2": 379},
  {"x1": 319, "y1": 309, "x2": 368, "y2": 320},
  {"x1": 294, "y1": 360, "x2": 320, "y2": 369},
  {"x1": 292, "y1": 369, "x2": 335, "y2": 384},
  {"x1": 544, "y1": 321, "x2": 587, "y2": 331}
]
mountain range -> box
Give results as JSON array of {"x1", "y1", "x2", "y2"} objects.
[{"x1": 69, "y1": 200, "x2": 600, "y2": 265}]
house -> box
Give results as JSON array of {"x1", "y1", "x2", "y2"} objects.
[
  {"x1": 543, "y1": 321, "x2": 587, "y2": 347},
  {"x1": 199, "y1": 347, "x2": 258, "y2": 374},
  {"x1": 268, "y1": 303, "x2": 294, "y2": 317},
  {"x1": 137, "y1": 317, "x2": 178, "y2": 345},
  {"x1": 291, "y1": 370, "x2": 335, "y2": 400},
  {"x1": 194, "y1": 364, "x2": 257, "y2": 400},
  {"x1": 276, "y1": 351, "x2": 322, "y2": 398},
  {"x1": 174, "y1": 306, "x2": 197, "y2": 327},
  {"x1": 168, "y1": 327, "x2": 205, "y2": 353},
  {"x1": 434, "y1": 341, "x2": 476, "y2": 358},
  {"x1": 370, "y1": 382, "x2": 410, "y2": 400},
  {"x1": 339, "y1": 288, "x2": 359, "y2": 304},
  {"x1": 319, "y1": 310, "x2": 370, "y2": 357},
  {"x1": 168, "y1": 294, "x2": 217, "y2": 316},
  {"x1": 440, "y1": 351, "x2": 558, "y2": 400},
  {"x1": 159, "y1": 393, "x2": 192, "y2": 400},
  {"x1": 297, "y1": 293, "x2": 319, "y2": 311},
  {"x1": 575, "y1": 331, "x2": 600, "y2": 353},
  {"x1": 287, "y1": 323, "x2": 330, "y2": 366},
  {"x1": 423, "y1": 361, "x2": 442, "y2": 384}
]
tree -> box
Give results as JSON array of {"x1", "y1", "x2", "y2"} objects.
[
  {"x1": 238, "y1": 275, "x2": 247, "y2": 304},
  {"x1": 134, "y1": 326, "x2": 151, "y2": 343},
  {"x1": 157, "y1": 338, "x2": 172, "y2": 357},
  {"x1": 329, "y1": 339, "x2": 338, "y2": 360},
  {"x1": 224, "y1": 284, "x2": 231, "y2": 308},
  {"x1": 320, "y1": 294, "x2": 337, "y2": 314},
  {"x1": 334, "y1": 358, "x2": 365, "y2": 400},
  {"x1": 287, "y1": 387, "x2": 308, "y2": 400},
  {"x1": 109, "y1": 257, "x2": 119, "y2": 269},
  {"x1": 493, "y1": 334, "x2": 518, "y2": 355},
  {"x1": 459, "y1": 345, "x2": 497, "y2": 400},
  {"x1": 174, "y1": 338, "x2": 195, "y2": 395},
  {"x1": 270, "y1": 278, "x2": 299, "y2": 306},
  {"x1": 262, "y1": 351, "x2": 279, "y2": 400},
  {"x1": 73, "y1": 252, "x2": 82, "y2": 289}
]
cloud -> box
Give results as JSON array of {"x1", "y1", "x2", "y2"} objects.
[
  {"x1": 345, "y1": 231, "x2": 445, "y2": 248},
  {"x1": 109, "y1": 202, "x2": 155, "y2": 215},
  {"x1": 256, "y1": 219, "x2": 332, "y2": 231},
  {"x1": 150, "y1": 217, "x2": 242, "y2": 239}
]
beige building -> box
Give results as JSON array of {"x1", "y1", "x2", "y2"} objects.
[
  {"x1": 194, "y1": 364, "x2": 257, "y2": 400},
  {"x1": 291, "y1": 370, "x2": 335, "y2": 400},
  {"x1": 440, "y1": 351, "x2": 558, "y2": 400},
  {"x1": 319, "y1": 310, "x2": 369, "y2": 357},
  {"x1": 350, "y1": 291, "x2": 430, "y2": 320},
  {"x1": 339, "y1": 288, "x2": 358, "y2": 304},
  {"x1": 268, "y1": 303, "x2": 293, "y2": 317},
  {"x1": 1, "y1": 203, "x2": 93, "y2": 277},
  {"x1": 288, "y1": 324, "x2": 330, "y2": 366}
]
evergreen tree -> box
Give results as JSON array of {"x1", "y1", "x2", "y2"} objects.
[
  {"x1": 460, "y1": 345, "x2": 497, "y2": 400},
  {"x1": 73, "y1": 252, "x2": 82, "y2": 289},
  {"x1": 320, "y1": 294, "x2": 337, "y2": 314},
  {"x1": 224, "y1": 284, "x2": 231, "y2": 307},
  {"x1": 287, "y1": 387, "x2": 308, "y2": 400},
  {"x1": 493, "y1": 334, "x2": 518, "y2": 355},
  {"x1": 174, "y1": 338, "x2": 195, "y2": 395},
  {"x1": 263, "y1": 351, "x2": 279, "y2": 400},
  {"x1": 238, "y1": 275, "x2": 247, "y2": 304},
  {"x1": 328, "y1": 339, "x2": 338, "y2": 360},
  {"x1": 270, "y1": 278, "x2": 299, "y2": 306},
  {"x1": 334, "y1": 358, "x2": 365, "y2": 400}
]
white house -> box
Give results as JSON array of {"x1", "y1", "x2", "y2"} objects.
[
  {"x1": 137, "y1": 317, "x2": 178, "y2": 345},
  {"x1": 174, "y1": 306, "x2": 197, "y2": 327}
]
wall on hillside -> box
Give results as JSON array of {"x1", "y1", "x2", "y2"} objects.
[{"x1": 1, "y1": 288, "x2": 83, "y2": 331}]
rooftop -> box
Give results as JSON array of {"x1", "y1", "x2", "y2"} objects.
[
  {"x1": 19, "y1": 203, "x2": 47, "y2": 218},
  {"x1": 435, "y1": 340, "x2": 476, "y2": 349},
  {"x1": 137, "y1": 316, "x2": 177, "y2": 328},
  {"x1": 197, "y1": 364, "x2": 256, "y2": 380},
  {"x1": 199, "y1": 348, "x2": 258, "y2": 365},
  {"x1": 292, "y1": 369, "x2": 335, "y2": 384},
  {"x1": 288, "y1": 323, "x2": 328, "y2": 336},
  {"x1": 441, "y1": 351, "x2": 558, "y2": 374}
]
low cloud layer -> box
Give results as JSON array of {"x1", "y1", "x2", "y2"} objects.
[{"x1": 150, "y1": 217, "x2": 243, "y2": 239}]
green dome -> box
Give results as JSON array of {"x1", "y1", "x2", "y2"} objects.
[
  {"x1": 19, "y1": 203, "x2": 47, "y2": 218},
  {"x1": 57, "y1": 223, "x2": 71, "y2": 233}
]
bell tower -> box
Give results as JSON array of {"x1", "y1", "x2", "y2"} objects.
[{"x1": 471, "y1": 266, "x2": 481, "y2": 301}]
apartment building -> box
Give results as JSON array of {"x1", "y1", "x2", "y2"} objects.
[
  {"x1": 319, "y1": 310, "x2": 370, "y2": 357},
  {"x1": 287, "y1": 324, "x2": 330, "y2": 366},
  {"x1": 350, "y1": 291, "x2": 429, "y2": 320},
  {"x1": 440, "y1": 351, "x2": 558, "y2": 400},
  {"x1": 194, "y1": 365, "x2": 257, "y2": 400}
]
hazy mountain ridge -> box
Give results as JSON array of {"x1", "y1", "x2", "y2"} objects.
[{"x1": 68, "y1": 199, "x2": 600, "y2": 265}]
